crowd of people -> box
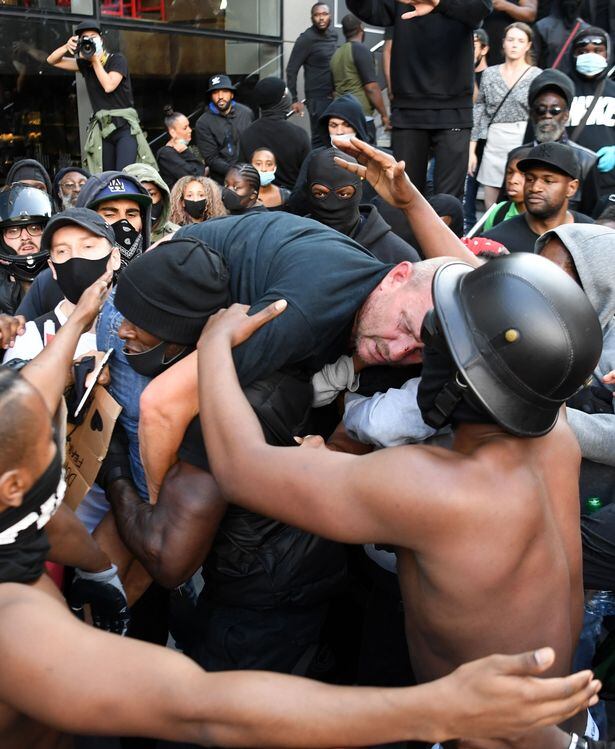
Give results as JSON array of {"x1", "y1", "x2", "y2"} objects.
[{"x1": 2, "y1": 1, "x2": 615, "y2": 747}]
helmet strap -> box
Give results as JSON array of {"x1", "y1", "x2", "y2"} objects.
[{"x1": 424, "y1": 371, "x2": 468, "y2": 429}]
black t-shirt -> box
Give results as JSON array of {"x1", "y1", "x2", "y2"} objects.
[
  {"x1": 239, "y1": 118, "x2": 310, "y2": 190},
  {"x1": 484, "y1": 2, "x2": 520, "y2": 66},
  {"x1": 77, "y1": 52, "x2": 133, "y2": 116},
  {"x1": 351, "y1": 41, "x2": 377, "y2": 85},
  {"x1": 176, "y1": 212, "x2": 392, "y2": 386},
  {"x1": 480, "y1": 211, "x2": 595, "y2": 253}
]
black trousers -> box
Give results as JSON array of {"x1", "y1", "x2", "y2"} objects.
[
  {"x1": 102, "y1": 123, "x2": 138, "y2": 171},
  {"x1": 307, "y1": 95, "x2": 333, "y2": 148},
  {"x1": 391, "y1": 127, "x2": 471, "y2": 200}
]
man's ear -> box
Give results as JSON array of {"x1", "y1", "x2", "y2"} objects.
[
  {"x1": 380, "y1": 261, "x2": 413, "y2": 290},
  {"x1": 48, "y1": 258, "x2": 57, "y2": 281},
  {"x1": 0, "y1": 469, "x2": 26, "y2": 510},
  {"x1": 109, "y1": 246, "x2": 122, "y2": 272},
  {"x1": 566, "y1": 178, "x2": 580, "y2": 199}
]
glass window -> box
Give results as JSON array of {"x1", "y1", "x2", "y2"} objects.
[
  {"x1": 0, "y1": 16, "x2": 82, "y2": 182},
  {"x1": 0, "y1": 0, "x2": 93, "y2": 13},
  {"x1": 102, "y1": 0, "x2": 281, "y2": 38},
  {"x1": 107, "y1": 27, "x2": 281, "y2": 150}
]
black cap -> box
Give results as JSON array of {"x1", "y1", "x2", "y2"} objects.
[
  {"x1": 528, "y1": 69, "x2": 575, "y2": 108},
  {"x1": 75, "y1": 20, "x2": 102, "y2": 35},
  {"x1": 474, "y1": 28, "x2": 489, "y2": 45},
  {"x1": 254, "y1": 77, "x2": 286, "y2": 108},
  {"x1": 114, "y1": 237, "x2": 231, "y2": 345},
  {"x1": 41, "y1": 207, "x2": 115, "y2": 252},
  {"x1": 517, "y1": 142, "x2": 581, "y2": 180},
  {"x1": 207, "y1": 74, "x2": 236, "y2": 94},
  {"x1": 573, "y1": 25, "x2": 609, "y2": 49}
]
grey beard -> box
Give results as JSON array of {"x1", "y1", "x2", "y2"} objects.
[
  {"x1": 61, "y1": 193, "x2": 78, "y2": 210},
  {"x1": 534, "y1": 119, "x2": 566, "y2": 144}
]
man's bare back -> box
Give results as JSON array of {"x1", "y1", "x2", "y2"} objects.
[{"x1": 396, "y1": 418, "x2": 584, "y2": 748}]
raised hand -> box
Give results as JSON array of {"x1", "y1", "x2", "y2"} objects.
[
  {"x1": 333, "y1": 137, "x2": 416, "y2": 209},
  {"x1": 71, "y1": 269, "x2": 113, "y2": 333},
  {"x1": 399, "y1": 0, "x2": 441, "y2": 20},
  {"x1": 198, "y1": 300, "x2": 287, "y2": 349}
]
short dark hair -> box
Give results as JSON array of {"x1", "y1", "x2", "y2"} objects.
[
  {"x1": 311, "y1": 3, "x2": 329, "y2": 14},
  {"x1": 342, "y1": 13, "x2": 363, "y2": 38},
  {"x1": 0, "y1": 368, "x2": 39, "y2": 475},
  {"x1": 228, "y1": 163, "x2": 261, "y2": 196}
]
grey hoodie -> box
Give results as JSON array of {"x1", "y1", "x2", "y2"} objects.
[{"x1": 536, "y1": 224, "x2": 615, "y2": 465}]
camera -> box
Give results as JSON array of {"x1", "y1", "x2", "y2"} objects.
[{"x1": 75, "y1": 36, "x2": 97, "y2": 59}]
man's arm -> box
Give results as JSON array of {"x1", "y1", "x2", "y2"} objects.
[
  {"x1": 334, "y1": 138, "x2": 480, "y2": 267},
  {"x1": 0, "y1": 584, "x2": 601, "y2": 746},
  {"x1": 492, "y1": 0, "x2": 537, "y2": 21},
  {"x1": 196, "y1": 304, "x2": 493, "y2": 549},
  {"x1": 107, "y1": 463, "x2": 226, "y2": 588},
  {"x1": 46, "y1": 36, "x2": 79, "y2": 72},
  {"x1": 194, "y1": 117, "x2": 233, "y2": 178},
  {"x1": 285, "y1": 34, "x2": 311, "y2": 102},
  {"x1": 45, "y1": 504, "x2": 111, "y2": 572},
  {"x1": 20, "y1": 271, "x2": 111, "y2": 414}
]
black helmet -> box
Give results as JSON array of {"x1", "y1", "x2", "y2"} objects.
[
  {"x1": 0, "y1": 184, "x2": 52, "y2": 282},
  {"x1": 0, "y1": 183, "x2": 52, "y2": 228},
  {"x1": 421, "y1": 253, "x2": 602, "y2": 437}
]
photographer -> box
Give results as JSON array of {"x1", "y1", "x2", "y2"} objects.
[{"x1": 46, "y1": 20, "x2": 156, "y2": 173}]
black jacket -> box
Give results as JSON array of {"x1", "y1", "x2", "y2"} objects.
[
  {"x1": 194, "y1": 102, "x2": 254, "y2": 184},
  {"x1": 16, "y1": 268, "x2": 63, "y2": 320},
  {"x1": 239, "y1": 117, "x2": 310, "y2": 190},
  {"x1": 348, "y1": 0, "x2": 491, "y2": 112},
  {"x1": 157, "y1": 144, "x2": 204, "y2": 190},
  {"x1": 0, "y1": 271, "x2": 23, "y2": 316},
  {"x1": 351, "y1": 204, "x2": 420, "y2": 264},
  {"x1": 286, "y1": 25, "x2": 338, "y2": 101}
]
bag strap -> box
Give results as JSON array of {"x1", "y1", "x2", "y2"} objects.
[
  {"x1": 487, "y1": 66, "x2": 533, "y2": 128},
  {"x1": 552, "y1": 20, "x2": 582, "y2": 70},
  {"x1": 571, "y1": 76, "x2": 608, "y2": 142}
]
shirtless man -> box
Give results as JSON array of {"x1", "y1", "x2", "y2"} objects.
[
  {"x1": 0, "y1": 273, "x2": 603, "y2": 749},
  {"x1": 196, "y1": 252, "x2": 604, "y2": 749}
]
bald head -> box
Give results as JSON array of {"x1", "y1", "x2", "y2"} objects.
[{"x1": 0, "y1": 368, "x2": 47, "y2": 476}]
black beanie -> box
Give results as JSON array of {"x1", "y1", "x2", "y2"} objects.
[
  {"x1": 254, "y1": 77, "x2": 286, "y2": 108},
  {"x1": 114, "y1": 237, "x2": 231, "y2": 345}
]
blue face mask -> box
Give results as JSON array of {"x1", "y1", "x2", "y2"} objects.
[
  {"x1": 575, "y1": 52, "x2": 608, "y2": 77},
  {"x1": 258, "y1": 169, "x2": 276, "y2": 187}
]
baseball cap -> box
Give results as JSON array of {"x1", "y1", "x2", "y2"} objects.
[
  {"x1": 41, "y1": 207, "x2": 115, "y2": 252},
  {"x1": 207, "y1": 74, "x2": 236, "y2": 94},
  {"x1": 517, "y1": 142, "x2": 581, "y2": 180},
  {"x1": 528, "y1": 69, "x2": 575, "y2": 108},
  {"x1": 87, "y1": 176, "x2": 152, "y2": 210}
]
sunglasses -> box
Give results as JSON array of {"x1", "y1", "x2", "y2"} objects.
[
  {"x1": 3, "y1": 223, "x2": 44, "y2": 239},
  {"x1": 532, "y1": 105, "x2": 565, "y2": 117},
  {"x1": 574, "y1": 37, "x2": 606, "y2": 48}
]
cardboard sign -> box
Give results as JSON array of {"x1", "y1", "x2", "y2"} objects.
[{"x1": 63, "y1": 386, "x2": 122, "y2": 510}]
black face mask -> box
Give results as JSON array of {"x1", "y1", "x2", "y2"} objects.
[
  {"x1": 417, "y1": 309, "x2": 494, "y2": 430},
  {"x1": 307, "y1": 148, "x2": 362, "y2": 236},
  {"x1": 112, "y1": 219, "x2": 143, "y2": 265},
  {"x1": 0, "y1": 448, "x2": 64, "y2": 584},
  {"x1": 52, "y1": 252, "x2": 111, "y2": 304},
  {"x1": 184, "y1": 198, "x2": 207, "y2": 220},
  {"x1": 124, "y1": 340, "x2": 190, "y2": 378},
  {"x1": 150, "y1": 201, "x2": 164, "y2": 226},
  {"x1": 221, "y1": 187, "x2": 246, "y2": 214}
]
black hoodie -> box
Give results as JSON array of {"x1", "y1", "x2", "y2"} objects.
[
  {"x1": 348, "y1": 0, "x2": 491, "y2": 127},
  {"x1": 6, "y1": 159, "x2": 52, "y2": 194},
  {"x1": 351, "y1": 204, "x2": 420, "y2": 264}
]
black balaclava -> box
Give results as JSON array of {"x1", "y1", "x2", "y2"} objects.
[
  {"x1": 0, "y1": 448, "x2": 64, "y2": 584},
  {"x1": 417, "y1": 309, "x2": 496, "y2": 431},
  {"x1": 307, "y1": 148, "x2": 362, "y2": 236}
]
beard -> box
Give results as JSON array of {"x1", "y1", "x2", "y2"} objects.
[{"x1": 534, "y1": 118, "x2": 567, "y2": 143}]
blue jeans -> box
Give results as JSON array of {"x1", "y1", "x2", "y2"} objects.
[{"x1": 96, "y1": 290, "x2": 151, "y2": 499}]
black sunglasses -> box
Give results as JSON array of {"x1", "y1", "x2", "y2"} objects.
[{"x1": 532, "y1": 104, "x2": 565, "y2": 117}]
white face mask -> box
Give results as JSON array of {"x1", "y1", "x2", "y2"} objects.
[
  {"x1": 330, "y1": 133, "x2": 355, "y2": 146},
  {"x1": 575, "y1": 52, "x2": 608, "y2": 77}
]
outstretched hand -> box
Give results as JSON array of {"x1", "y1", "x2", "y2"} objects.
[
  {"x1": 438, "y1": 647, "x2": 600, "y2": 742},
  {"x1": 0, "y1": 314, "x2": 25, "y2": 350},
  {"x1": 333, "y1": 137, "x2": 416, "y2": 210},
  {"x1": 71, "y1": 270, "x2": 113, "y2": 333},
  {"x1": 198, "y1": 300, "x2": 287, "y2": 349},
  {"x1": 399, "y1": 0, "x2": 441, "y2": 19}
]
